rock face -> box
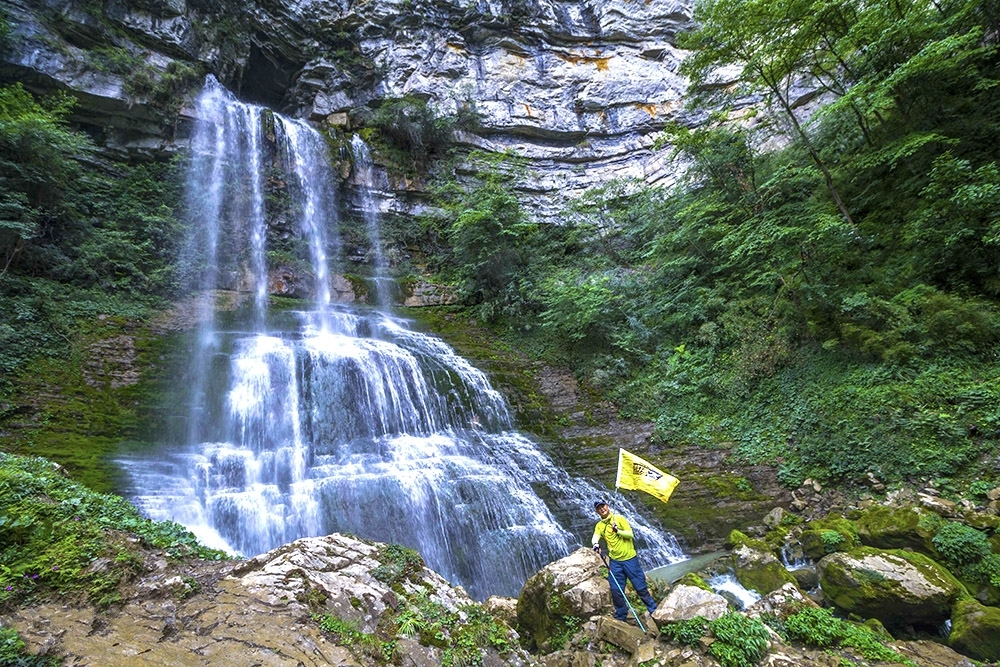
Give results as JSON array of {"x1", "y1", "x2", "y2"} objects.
[
  {"x1": 2, "y1": 533, "x2": 530, "y2": 667},
  {"x1": 817, "y1": 547, "x2": 967, "y2": 631},
  {"x1": 1, "y1": 0, "x2": 695, "y2": 221},
  {"x1": 515, "y1": 547, "x2": 610, "y2": 650}
]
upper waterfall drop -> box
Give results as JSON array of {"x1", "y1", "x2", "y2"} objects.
[{"x1": 117, "y1": 77, "x2": 686, "y2": 599}]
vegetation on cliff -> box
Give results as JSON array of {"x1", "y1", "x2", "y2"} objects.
[
  {"x1": 0, "y1": 0, "x2": 998, "y2": 517},
  {"x1": 0, "y1": 452, "x2": 227, "y2": 612},
  {"x1": 416, "y1": 0, "x2": 1000, "y2": 489}
]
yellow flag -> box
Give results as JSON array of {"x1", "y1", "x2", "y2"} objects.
[{"x1": 615, "y1": 448, "x2": 679, "y2": 504}]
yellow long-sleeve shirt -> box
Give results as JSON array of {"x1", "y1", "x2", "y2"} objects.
[{"x1": 592, "y1": 514, "x2": 636, "y2": 561}]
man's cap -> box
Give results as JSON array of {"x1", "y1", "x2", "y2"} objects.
[{"x1": 593, "y1": 501, "x2": 608, "y2": 510}]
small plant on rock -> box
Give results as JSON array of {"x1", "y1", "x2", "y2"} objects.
[{"x1": 932, "y1": 521, "x2": 991, "y2": 566}]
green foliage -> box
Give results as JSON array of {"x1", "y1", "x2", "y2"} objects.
[
  {"x1": 428, "y1": 155, "x2": 538, "y2": 321},
  {"x1": 0, "y1": 626, "x2": 59, "y2": 667},
  {"x1": 0, "y1": 84, "x2": 184, "y2": 390},
  {"x1": 371, "y1": 543, "x2": 424, "y2": 586},
  {"x1": 320, "y1": 590, "x2": 511, "y2": 667},
  {"x1": 933, "y1": 521, "x2": 992, "y2": 566},
  {"x1": 0, "y1": 452, "x2": 229, "y2": 610},
  {"x1": 784, "y1": 607, "x2": 915, "y2": 665},
  {"x1": 820, "y1": 530, "x2": 847, "y2": 553},
  {"x1": 369, "y1": 96, "x2": 478, "y2": 172},
  {"x1": 660, "y1": 616, "x2": 708, "y2": 645},
  {"x1": 968, "y1": 480, "x2": 996, "y2": 499},
  {"x1": 707, "y1": 612, "x2": 770, "y2": 667},
  {"x1": 547, "y1": 615, "x2": 580, "y2": 652}
]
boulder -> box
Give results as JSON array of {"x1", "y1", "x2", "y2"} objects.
[
  {"x1": 817, "y1": 547, "x2": 967, "y2": 630},
  {"x1": 745, "y1": 582, "x2": 817, "y2": 620},
  {"x1": 853, "y1": 505, "x2": 938, "y2": 554},
  {"x1": 917, "y1": 493, "x2": 960, "y2": 518},
  {"x1": 762, "y1": 507, "x2": 785, "y2": 530},
  {"x1": 652, "y1": 583, "x2": 729, "y2": 623},
  {"x1": 727, "y1": 530, "x2": 797, "y2": 595},
  {"x1": 949, "y1": 599, "x2": 1000, "y2": 662},
  {"x1": 515, "y1": 547, "x2": 610, "y2": 651}
]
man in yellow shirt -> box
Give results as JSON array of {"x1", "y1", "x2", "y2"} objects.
[{"x1": 591, "y1": 500, "x2": 658, "y2": 622}]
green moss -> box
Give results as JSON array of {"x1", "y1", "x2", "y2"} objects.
[
  {"x1": 728, "y1": 530, "x2": 797, "y2": 595},
  {"x1": 0, "y1": 317, "x2": 189, "y2": 493},
  {"x1": 950, "y1": 599, "x2": 1000, "y2": 662},
  {"x1": 853, "y1": 506, "x2": 938, "y2": 554},
  {"x1": 800, "y1": 517, "x2": 860, "y2": 558},
  {"x1": 676, "y1": 573, "x2": 714, "y2": 592},
  {"x1": 726, "y1": 529, "x2": 769, "y2": 551},
  {"x1": 0, "y1": 452, "x2": 229, "y2": 610},
  {"x1": 701, "y1": 474, "x2": 765, "y2": 501}
]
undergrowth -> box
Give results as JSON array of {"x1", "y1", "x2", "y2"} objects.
[
  {"x1": 314, "y1": 588, "x2": 511, "y2": 667},
  {"x1": 779, "y1": 607, "x2": 916, "y2": 666},
  {"x1": 0, "y1": 452, "x2": 229, "y2": 610}
]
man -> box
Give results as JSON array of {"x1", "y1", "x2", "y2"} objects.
[{"x1": 591, "y1": 500, "x2": 658, "y2": 622}]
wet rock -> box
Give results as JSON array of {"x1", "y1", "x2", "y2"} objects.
[
  {"x1": 917, "y1": 493, "x2": 959, "y2": 518},
  {"x1": 762, "y1": 507, "x2": 785, "y2": 530},
  {"x1": 817, "y1": 547, "x2": 965, "y2": 631},
  {"x1": 727, "y1": 531, "x2": 797, "y2": 596},
  {"x1": 745, "y1": 582, "x2": 817, "y2": 620}
]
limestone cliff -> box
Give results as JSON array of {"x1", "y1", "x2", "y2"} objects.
[{"x1": 1, "y1": 0, "x2": 693, "y2": 218}]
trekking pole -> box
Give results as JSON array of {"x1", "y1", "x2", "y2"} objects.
[{"x1": 598, "y1": 549, "x2": 647, "y2": 633}]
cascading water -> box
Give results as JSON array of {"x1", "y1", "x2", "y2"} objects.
[
  {"x1": 349, "y1": 135, "x2": 392, "y2": 307},
  {"x1": 117, "y1": 76, "x2": 685, "y2": 599}
]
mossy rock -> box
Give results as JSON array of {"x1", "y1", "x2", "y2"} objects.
[
  {"x1": 799, "y1": 517, "x2": 861, "y2": 559},
  {"x1": 950, "y1": 599, "x2": 1000, "y2": 662},
  {"x1": 729, "y1": 530, "x2": 797, "y2": 596},
  {"x1": 964, "y1": 510, "x2": 1000, "y2": 532},
  {"x1": 853, "y1": 505, "x2": 939, "y2": 554},
  {"x1": 675, "y1": 573, "x2": 714, "y2": 593},
  {"x1": 725, "y1": 529, "x2": 770, "y2": 552},
  {"x1": 818, "y1": 547, "x2": 968, "y2": 631}
]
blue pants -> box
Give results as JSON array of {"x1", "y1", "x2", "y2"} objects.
[{"x1": 608, "y1": 556, "x2": 657, "y2": 620}]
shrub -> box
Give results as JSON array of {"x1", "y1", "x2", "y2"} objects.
[
  {"x1": 0, "y1": 626, "x2": 59, "y2": 666},
  {"x1": 707, "y1": 612, "x2": 770, "y2": 667},
  {"x1": 661, "y1": 616, "x2": 708, "y2": 645},
  {"x1": 932, "y1": 522, "x2": 992, "y2": 566},
  {"x1": 371, "y1": 543, "x2": 424, "y2": 586},
  {"x1": 784, "y1": 607, "x2": 914, "y2": 665}
]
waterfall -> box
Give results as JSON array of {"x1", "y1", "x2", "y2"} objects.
[
  {"x1": 117, "y1": 76, "x2": 686, "y2": 599},
  {"x1": 349, "y1": 134, "x2": 392, "y2": 307}
]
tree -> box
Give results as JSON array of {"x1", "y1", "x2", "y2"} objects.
[{"x1": 679, "y1": 0, "x2": 857, "y2": 229}]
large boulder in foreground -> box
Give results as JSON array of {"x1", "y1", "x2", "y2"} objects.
[
  {"x1": 949, "y1": 599, "x2": 1000, "y2": 662},
  {"x1": 652, "y1": 583, "x2": 729, "y2": 623},
  {"x1": 516, "y1": 547, "x2": 610, "y2": 651},
  {"x1": 818, "y1": 547, "x2": 967, "y2": 630}
]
